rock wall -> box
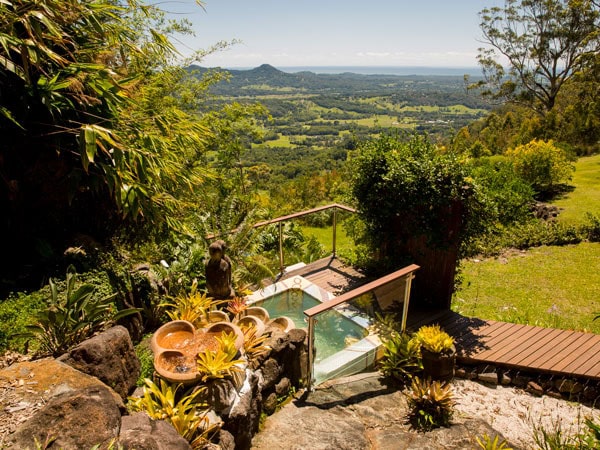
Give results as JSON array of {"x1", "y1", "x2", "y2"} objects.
[{"x1": 0, "y1": 325, "x2": 309, "y2": 450}]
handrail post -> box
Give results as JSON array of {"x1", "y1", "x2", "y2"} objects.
[
  {"x1": 278, "y1": 221, "x2": 284, "y2": 275},
  {"x1": 401, "y1": 273, "x2": 414, "y2": 333},
  {"x1": 306, "y1": 315, "x2": 315, "y2": 391},
  {"x1": 332, "y1": 208, "x2": 337, "y2": 257}
]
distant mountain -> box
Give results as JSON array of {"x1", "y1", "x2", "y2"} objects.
[{"x1": 187, "y1": 63, "x2": 479, "y2": 98}]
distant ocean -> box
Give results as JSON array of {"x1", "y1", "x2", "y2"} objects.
[{"x1": 277, "y1": 66, "x2": 482, "y2": 76}]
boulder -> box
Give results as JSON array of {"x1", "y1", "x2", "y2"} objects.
[
  {"x1": 118, "y1": 412, "x2": 191, "y2": 450},
  {"x1": 5, "y1": 384, "x2": 122, "y2": 450},
  {"x1": 58, "y1": 325, "x2": 140, "y2": 399},
  {"x1": 0, "y1": 359, "x2": 124, "y2": 441}
]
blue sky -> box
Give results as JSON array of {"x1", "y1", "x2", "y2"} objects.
[{"x1": 160, "y1": 0, "x2": 502, "y2": 68}]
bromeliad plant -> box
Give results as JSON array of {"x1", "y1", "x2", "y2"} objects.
[
  {"x1": 413, "y1": 324, "x2": 455, "y2": 355},
  {"x1": 406, "y1": 376, "x2": 455, "y2": 431},
  {"x1": 128, "y1": 378, "x2": 218, "y2": 449},
  {"x1": 22, "y1": 265, "x2": 138, "y2": 356},
  {"x1": 379, "y1": 331, "x2": 422, "y2": 384},
  {"x1": 196, "y1": 332, "x2": 244, "y2": 382},
  {"x1": 162, "y1": 281, "x2": 225, "y2": 328}
]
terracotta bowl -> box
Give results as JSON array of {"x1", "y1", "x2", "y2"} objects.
[
  {"x1": 202, "y1": 321, "x2": 245, "y2": 353},
  {"x1": 243, "y1": 306, "x2": 270, "y2": 323},
  {"x1": 207, "y1": 310, "x2": 230, "y2": 323},
  {"x1": 268, "y1": 316, "x2": 296, "y2": 333},
  {"x1": 154, "y1": 349, "x2": 201, "y2": 384},
  {"x1": 151, "y1": 320, "x2": 195, "y2": 354},
  {"x1": 236, "y1": 315, "x2": 266, "y2": 337}
]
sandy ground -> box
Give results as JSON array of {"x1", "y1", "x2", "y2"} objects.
[{"x1": 452, "y1": 379, "x2": 599, "y2": 448}]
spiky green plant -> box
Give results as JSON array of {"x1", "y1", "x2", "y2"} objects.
[
  {"x1": 128, "y1": 378, "x2": 218, "y2": 449},
  {"x1": 414, "y1": 324, "x2": 454, "y2": 354},
  {"x1": 379, "y1": 332, "x2": 422, "y2": 384},
  {"x1": 241, "y1": 326, "x2": 269, "y2": 365},
  {"x1": 162, "y1": 282, "x2": 224, "y2": 327},
  {"x1": 476, "y1": 433, "x2": 513, "y2": 450},
  {"x1": 22, "y1": 266, "x2": 138, "y2": 356},
  {"x1": 406, "y1": 377, "x2": 455, "y2": 431}
]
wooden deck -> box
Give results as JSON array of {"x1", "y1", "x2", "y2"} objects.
[
  {"x1": 408, "y1": 309, "x2": 600, "y2": 381},
  {"x1": 278, "y1": 256, "x2": 369, "y2": 295},
  {"x1": 277, "y1": 257, "x2": 600, "y2": 381}
]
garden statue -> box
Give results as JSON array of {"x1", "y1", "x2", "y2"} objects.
[{"x1": 205, "y1": 240, "x2": 235, "y2": 300}]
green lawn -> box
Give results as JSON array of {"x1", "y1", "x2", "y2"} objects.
[
  {"x1": 454, "y1": 153, "x2": 600, "y2": 333},
  {"x1": 454, "y1": 243, "x2": 600, "y2": 333},
  {"x1": 302, "y1": 225, "x2": 354, "y2": 255},
  {"x1": 551, "y1": 154, "x2": 600, "y2": 225}
]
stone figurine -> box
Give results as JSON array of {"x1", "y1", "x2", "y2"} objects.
[{"x1": 205, "y1": 240, "x2": 235, "y2": 300}]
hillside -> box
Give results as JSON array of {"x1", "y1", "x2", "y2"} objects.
[{"x1": 188, "y1": 64, "x2": 487, "y2": 108}]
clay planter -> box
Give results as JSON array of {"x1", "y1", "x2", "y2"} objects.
[
  {"x1": 421, "y1": 346, "x2": 456, "y2": 381},
  {"x1": 243, "y1": 306, "x2": 270, "y2": 323},
  {"x1": 207, "y1": 310, "x2": 230, "y2": 323},
  {"x1": 150, "y1": 320, "x2": 195, "y2": 354},
  {"x1": 268, "y1": 316, "x2": 296, "y2": 333},
  {"x1": 236, "y1": 315, "x2": 266, "y2": 336},
  {"x1": 151, "y1": 320, "x2": 244, "y2": 384}
]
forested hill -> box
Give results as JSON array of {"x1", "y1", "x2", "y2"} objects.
[{"x1": 188, "y1": 64, "x2": 487, "y2": 108}]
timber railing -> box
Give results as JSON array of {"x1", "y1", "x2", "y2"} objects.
[
  {"x1": 207, "y1": 203, "x2": 356, "y2": 276},
  {"x1": 252, "y1": 203, "x2": 356, "y2": 274},
  {"x1": 303, "y1": 263, "x2": 420, "y2": 390}
]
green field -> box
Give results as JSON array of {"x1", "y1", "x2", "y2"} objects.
[
  {"x1": 551, "y1": 154, "x2": 600, "y2": 225},
  {"x1": 302, "y1": 224, "x2": 354, "y2": 255},
  {"x1": 454, "y1": 243, "x2": 600, "y2": 333},
  {"x1": 454, "y1": 154, "x2": 600, "y2": 333}
]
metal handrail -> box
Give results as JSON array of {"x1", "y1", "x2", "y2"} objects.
[
  {"x1": 303, "y1": 263, "x2": 420, "y2": 391},
  {"x1": 205, "y1": 203, "x2": 356, "y2": 275}
]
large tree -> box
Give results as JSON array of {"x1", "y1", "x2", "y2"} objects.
[
  {"x1": 475, "y1": 0, "x2": 600, "y2": 113},
  {"x1": 0, "y1": 0, "x2": 217, "y2": 287}
]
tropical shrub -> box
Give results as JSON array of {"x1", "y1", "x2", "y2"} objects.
[
  {"x1": 162, "y1": 283, "x2": 224, "y2": 328},
  {"x1": 469, "y1": 156, "x2": 534, "y2": 226},
  {"x1": 506, "y1": 140, "x2": 574, "y2": 196},
  {"x1": 476, "y1": 433, "x2": 513, "y2": 450},
  {"x1": 196, "y1": 333, "x2": 244, "y2": 382},
  {"x1": 128, "y1": 378, "x2": 218, "y2": 449},
  {"x1": 22, "y1": 266, "x2": 138, "y2": 356},
  {"x1": 379, "y1": 332, "x2": 422, "y2": 384},
  {"x1": 241, "y1": 326, "x2": 270, "y2": 367},
  {"x1": 414, "y1": 325, "x2": 455, "y2": 355},
  {"x1": 406, "y1": 377, "x2": 455, "y2": 431},
  {"x1": 532, "y1": 416, "x2": 600, "y2": 450}
]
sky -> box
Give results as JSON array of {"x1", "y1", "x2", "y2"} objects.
[{"x1": 159, "y1": 0, "x2": 503, "y2": 69}]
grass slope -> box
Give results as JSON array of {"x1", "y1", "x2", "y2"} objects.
[
  {"x1": 454, "y1": 244, "x2": 600, "y2": 333},
  {"x1": 552, "y1": 154, "x2": 600, "y2": 225},
  {"x1": 455, "y1": 154, "x2": 600, "y2": 333}
]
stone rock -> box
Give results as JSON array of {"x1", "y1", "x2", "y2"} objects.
[
  {"x1": 478, "y1": 371, "x2": 498, "y2": 385},
  {"x1": 262, "y1": 392, "x2": 278, "y2": 415},
  {"x1": 5, "y1": 384, "x2": 122, "y2": 450},
  {"x1": 0, "y1": 359, "x2": 125, "y2": 440},
  {"x1": 58, "y1": 325, "x2": 140, "y2": 399},
  {"x1": 258, "y1": 358, "x2": 282, "y2": 391},
  {"x1": 252, "y1": 372, "x2": 512, "y2": 450},
  {"x1": 275, "y1": 377, "x2": 291, "y2": 397},
  {"x1": 203, "y1": 379, "x2": 237, "y2": 414},
  {"x1": 500, "y1": 373, "x2": 512, "y2": 386},
  {"x1": 264, "y1": 329, "x2": 290, "y2": 354},
  {"x1": 555, "y1": 378, "x2": 584, "y2": 394},
  {"x1": 225, "y1": 370, "x2": 261, "y2": 450},
  {"x1": 287, "y1": 328, "x2": 307, "y2": 345},
  {"x1": 527, "y1": 381, "x2": 544, "y2": 396},
  {"x1": 118, "y1": 412, "x2": 191, "y2": 450},
  {"x1": 512, "y1": 374, "x2": 530, "y2": 388},
  {"x1": 217, "y1": 429, "x2": 236, "y2": 450}
]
